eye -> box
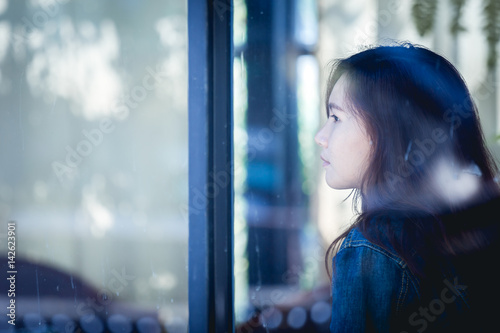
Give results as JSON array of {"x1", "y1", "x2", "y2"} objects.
[{"x1": 329, "y1": 114, "x2": 339, "y2": 122}]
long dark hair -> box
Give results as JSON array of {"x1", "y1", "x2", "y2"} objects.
[{"x1": 324, "y1": 42, "x2": 500, "y2": 280}]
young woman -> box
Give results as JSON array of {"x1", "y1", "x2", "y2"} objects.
[{"x1": 315, "y1": 43, "x2": 500, "y2": 332}]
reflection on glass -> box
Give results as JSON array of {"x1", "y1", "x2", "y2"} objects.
[
  {"x1": 234, "y1": 0, "x2": 331, "y2": 332},
  {"x1": 295, "y1": 0, "x2": 318, "y2": 47},
  {"x1": 0, "y1": 1, "x2": 187, "y2": 332}
]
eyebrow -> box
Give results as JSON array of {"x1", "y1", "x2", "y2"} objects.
[{"x1": 328, "y1": 102, "x2": 344, "y2": 113}]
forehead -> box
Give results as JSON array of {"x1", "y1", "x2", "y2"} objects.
[{"x1": 328, "y1": 75, "x2": 350, "y2": 111}]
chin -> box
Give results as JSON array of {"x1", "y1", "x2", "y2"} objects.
[{"x1": 326, "y1": 179, "x2": 354, "y2": 190}]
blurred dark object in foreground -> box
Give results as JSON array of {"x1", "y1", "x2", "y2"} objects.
[{"x1": 236, "y1": 284, "x2": 331, "y2": 333}]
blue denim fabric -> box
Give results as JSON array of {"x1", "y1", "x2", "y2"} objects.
[{"x1": 329, "y1": 227, "x2": 471, "y2": 333}]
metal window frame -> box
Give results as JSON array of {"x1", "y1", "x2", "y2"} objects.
[{"x1": 188, "y1": 0, "x2": 234, "y2": 332}]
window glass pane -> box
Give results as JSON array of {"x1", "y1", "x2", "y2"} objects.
[
  {"x1": 234, "y1": 0, "x2": 331, "y2": 331},
  {"x1": 295, "y1": 0, "x2": 318, "y2": 47},
  {"x1": 315, "y1": 0, "x2": 500, "y2": 243},
  {"x1": 0, "y1": 1, "x2": 187, "y2": 332}
]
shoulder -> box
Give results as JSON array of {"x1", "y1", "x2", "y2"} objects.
[
  {"x1": 334, "y1": 226, "x2": 421, "y2": 298},
  {"x1": 330, "y1": 227, "x2": 422, "y2": 331},
  {"x1": 337, "y1": 227, "x2": 409, "y2": 269}
]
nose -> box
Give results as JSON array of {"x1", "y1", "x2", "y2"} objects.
[{"x1": 314, "y1": 125, "x2": 328, "y2": 148}]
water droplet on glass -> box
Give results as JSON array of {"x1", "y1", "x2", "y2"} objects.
[{"x1": 35, "y1": 267, "x2": 41, "y2": 322}]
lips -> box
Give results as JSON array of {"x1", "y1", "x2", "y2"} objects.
[{"x1": 321, "y1": 155, "x2": 330, "y2": 166}]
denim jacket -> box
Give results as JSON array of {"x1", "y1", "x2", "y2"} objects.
[{"x1": 329, "y1": 225, "x2": 484, "y2": 333}]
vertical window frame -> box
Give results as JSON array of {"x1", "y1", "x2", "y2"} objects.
[{"x1": 188, "y1": 0, "x2": 234, "y2": 332}]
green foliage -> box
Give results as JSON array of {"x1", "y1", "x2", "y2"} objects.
[
  {"x1": 412, "y1": 0, "x2": 500, "y2": 69},
  {"x1": 411, "y1": 0, "x2": 438, "y2": 36},
  {"x1": 450, "y1": 0, "x2": 467, "y2": 35},
  {"x1": 483, "y1": 0, "x2": 500, "y2": 69}
]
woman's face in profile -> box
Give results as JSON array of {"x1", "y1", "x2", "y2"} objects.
[{"x1": 315, "y1": 75, "x2": 373, "y2": 190}]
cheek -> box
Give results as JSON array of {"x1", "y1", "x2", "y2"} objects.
[
  {"x1": 328, "y1": 125, "x2": 356, "y2": 152},
  {"x1": 326, "y1": 130, "x2": 346, "y2": 158},
  {"x1": 353, "y1": 139, "x2": 373, "y2": 174},
  {"x1": 327, "y1": 130, "x2": 355, "y2": 172},
  {"x1": 331, "y1": 125, "x2": 371, "y2": 169}
]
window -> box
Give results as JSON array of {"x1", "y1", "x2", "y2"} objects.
[
  {"x1": 0, "y1": 1, "x2": 188, "y2": 332},
  {"x1": 232, "y1": 1, "x2": 332, "y2": 331},
  {"x1": 4, "y1": 1, "x2": 495, "y2": 332}
]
